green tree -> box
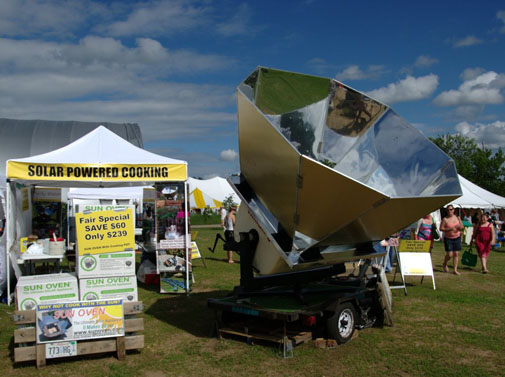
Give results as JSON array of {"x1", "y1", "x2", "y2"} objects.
[
  {"x1": 430, "y1": 134, "x2": 505, "y2": 196},
  {"x1": 222, "y1": 194, "x2": 237, "y2": 210}
]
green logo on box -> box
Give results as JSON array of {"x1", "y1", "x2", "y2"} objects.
[{"x1": 80, "y1": 255, "x2": 97, "y2": 271}]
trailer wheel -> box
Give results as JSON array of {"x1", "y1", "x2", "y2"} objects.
[{"x1": 327, "y1": 303, "x2": 356, "y2": 344}]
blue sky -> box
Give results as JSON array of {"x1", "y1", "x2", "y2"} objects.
[{"x1": 1, "y1": 0, "x2": 504, "y2": 178}]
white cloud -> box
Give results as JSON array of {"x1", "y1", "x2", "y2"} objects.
[
  {"x1": 334, "y1": 65, "x2": 386, "y2": 81},
  {"x1": 0, "y1": 36, "x2": 237, "y2": 144},
  {"x1": 220, "y1": 149, "x2": 238, "y2": 161},
  {"x1": 453, "y1": 105, "x2": 485, "y2": 120},
  {"x1": 453, "y1": 35, "x2": 483, "y2": 48},
  {"x1": 415, "y1": 55, "x2": 438, "y2": 67},
  {"x1": 460, "y1": 67, "x2": 486, "y2": 81},
  {"x1": 367, "y1": 74, "x2": 439, "y2": 104},
  {"x1": 497, "y1": 10, "x2": 505, "y2": 33},
  {"x1": 0, "y1": 36, "x2": 232, "y2": 76},
  {"x1": 103, "y1": 0, "x2": 210, "y2": 37},
  {"x1": 0, "y1": 0, "x2": 91, "y2": 37},
  {"x1": 455, "y1": 121, "x2": 505, "y2": 149},
  {"x1": 433, "y1": 71, "x2": 505, "y2": 106}
]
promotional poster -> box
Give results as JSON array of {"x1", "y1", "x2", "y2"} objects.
[{"x1": 36, "y1": 300, "x2": 124, "y2": 343}]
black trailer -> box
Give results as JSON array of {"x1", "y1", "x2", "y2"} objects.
[{"x1": 208, "y1": 229, "x2": 392, "y2": 357}]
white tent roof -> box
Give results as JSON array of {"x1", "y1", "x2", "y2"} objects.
[
  {"x1": 0, "y1": 119, "x2": 142, "y2": 177},
  {"x1": 6, "y1": 126, "x2": 187, "y2": 187},
  {"x1": 189, "y1": 188, "x2": 221, "y2": 209},
  {"x1": 448, "y1": 175, "x2": 505, "y2": 209},
  {"x1": 187, "y1": 177, "x2": 240, "y2": 205}
]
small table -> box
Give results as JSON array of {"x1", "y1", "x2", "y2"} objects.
[{"x1": 18, "y1": 253, "x2": 65, "y2": 274}]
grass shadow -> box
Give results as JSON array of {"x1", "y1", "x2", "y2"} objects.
[
  {"x1": 144, "y1": 290, "x2": 231, "y2": 338},
  {"x1": 204, "y1": 256, "x2": 240, "y2": 264}
]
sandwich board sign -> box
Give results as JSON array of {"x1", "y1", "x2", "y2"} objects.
[{"x1": 398, "y1": 240, "x2": 436, "y2": 290}]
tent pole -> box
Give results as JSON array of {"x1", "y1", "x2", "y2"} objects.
[{"x1": 184, "y1": 181, "x2": 189, "y2": 296}]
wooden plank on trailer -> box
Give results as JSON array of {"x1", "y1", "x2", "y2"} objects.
[
  {"x1": 125, "y1": 335, "x2": 144, "y2": 350},
  {"x1": 14, "y1": 346, "x2": 36, "y2": 362},
  {"x1": 219, "y1": 328, "x2": 284, "y2": 344},
  {"x1": 125, "y1": 318, "x2": 144, "y2": 332},
  {"x1": 36, "y1": 344, "x2": 46, "y2": 368},
  {"x1": 124, "y1": 301, "x2": 144, "y2": 315},
  {"x1": 77, "y1": 338, "x2": 116, "y2": 355},
  {"x1": 291, "y1": 332, "x2": 313, "y2": 345},
  {"x1": 14, "y1": 327, "x2": 35, "y2": 343},
  {"x1": 13, "y1": 310, "x2": 36, "y2": 325},
  {"x1": 116, "y1": 337, "x2": 126, "y2": 361},
  {"x1": 14, "y1": 335, "x2": 144, "y2": 363}
]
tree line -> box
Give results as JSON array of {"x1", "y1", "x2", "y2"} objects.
[{"x1": 430, "y1": 134, "x2": 505, "y2": 197}]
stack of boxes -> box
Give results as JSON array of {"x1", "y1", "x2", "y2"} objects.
[
  {"x1": 75, "y1": 208, "x2": 138, "y2": 302},
  {"x1": 16, "y1": 273, "x2": 79, "y2": 310},
  {"x1": 77, "y1": 247, "x2": 138, "y2": 302},
  {"x1": 15, "y1": 207, "x2": 140, "y2": 310}
]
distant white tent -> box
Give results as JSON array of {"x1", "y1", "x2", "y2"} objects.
[
  {"x1": 187, "y1": 177, "x2": 240, "y2": 209},
  {"x1": 189, "y1": 188, "x2": 221, "y2": 209},
  {"x1": 448, "y1": 175, "x2": 505, "y2": 209},
  {"x1": 459, "y1": 175, "x2": 505, "y2": 208}
]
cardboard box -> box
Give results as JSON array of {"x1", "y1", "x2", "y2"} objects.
[
  {"x1": 79, "y1": 275, "x2": 138, "y2": 302},
  {"x1": 16, "y1": 273, "x2": 79, "y2": 310},
  {"x1": 77, "y1": 251, "x2": 135, "y2": 278}
]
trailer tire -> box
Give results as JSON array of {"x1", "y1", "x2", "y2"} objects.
[{"x1": 326, "y1": 302, "x2": 356, "y2": 344}]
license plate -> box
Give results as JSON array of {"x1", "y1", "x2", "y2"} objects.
[{"x1": 45, "y1": 341, "x2": 77, "y2": 359}]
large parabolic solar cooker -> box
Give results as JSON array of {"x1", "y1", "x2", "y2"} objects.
[{"x1": 230, "y1": 67, "x2": 462, "y2": 276}]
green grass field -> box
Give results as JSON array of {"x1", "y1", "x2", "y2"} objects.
[{"x1": 1, "y1": 228, "x2": 504, "y2": 376}]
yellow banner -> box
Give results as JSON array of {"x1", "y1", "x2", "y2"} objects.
[
  {"x1": 7, "y1": 162, "x2": 187, "y2": 182},
  {"x1": 76, "y1": 208, "x2": 135, "y2": 255},
  {"x1": 399, "y1": 239, "x2": 431, "y2": 253}
]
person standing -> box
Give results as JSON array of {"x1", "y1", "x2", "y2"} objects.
[
  {"x1": 224, "y1": 206, "x2": 236, "y2": 264},
  {"x1": 440, "y1": 205, "x2": 464, "y2": 275},
  {"x1": 470, "y1": 213, "x2": 496, "y2": 274},
  {"x1": 416, "y1": 214, "x2": 435, "y2": 252}
]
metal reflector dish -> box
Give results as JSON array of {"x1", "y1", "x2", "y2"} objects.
[{"x1": 234, "y1": 67, "x2": 461, "y2": 275}]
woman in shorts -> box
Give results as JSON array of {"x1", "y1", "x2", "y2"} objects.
[{"x1": 440, "y1": 205, "x2": 464, "y2": 275}]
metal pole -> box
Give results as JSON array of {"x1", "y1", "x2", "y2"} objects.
[{"x1": 184, "y1": 181, "x2": 189, "y2": 296}]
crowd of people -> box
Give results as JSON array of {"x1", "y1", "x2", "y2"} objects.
[
  {"x1": 412, "y1": 205, "x2": 502, "y2": 275},
  {"x1": 217, "y1": 203, "x2": 503, "y2": 274}
]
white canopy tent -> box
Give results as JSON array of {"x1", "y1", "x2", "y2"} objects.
[
  {"x1": 0, "y1": 118, "x2": 142, "y2": 177},
  {"x1": 187, "y1": 177, "x2": 241, "y2": 209},
  {"x1": 448, "y1": 175, "x2": 505, "y2": 209},
  {"x1": 0, "y1": 175, "x2": 6, "y2": 297},
  {"x1": 5, "y1": 126, "x2": 188, "y2": 304}
]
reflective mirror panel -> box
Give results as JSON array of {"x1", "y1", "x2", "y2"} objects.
[{"x1": 237, "y1": 67, "x2": 462, "y2": 255}]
